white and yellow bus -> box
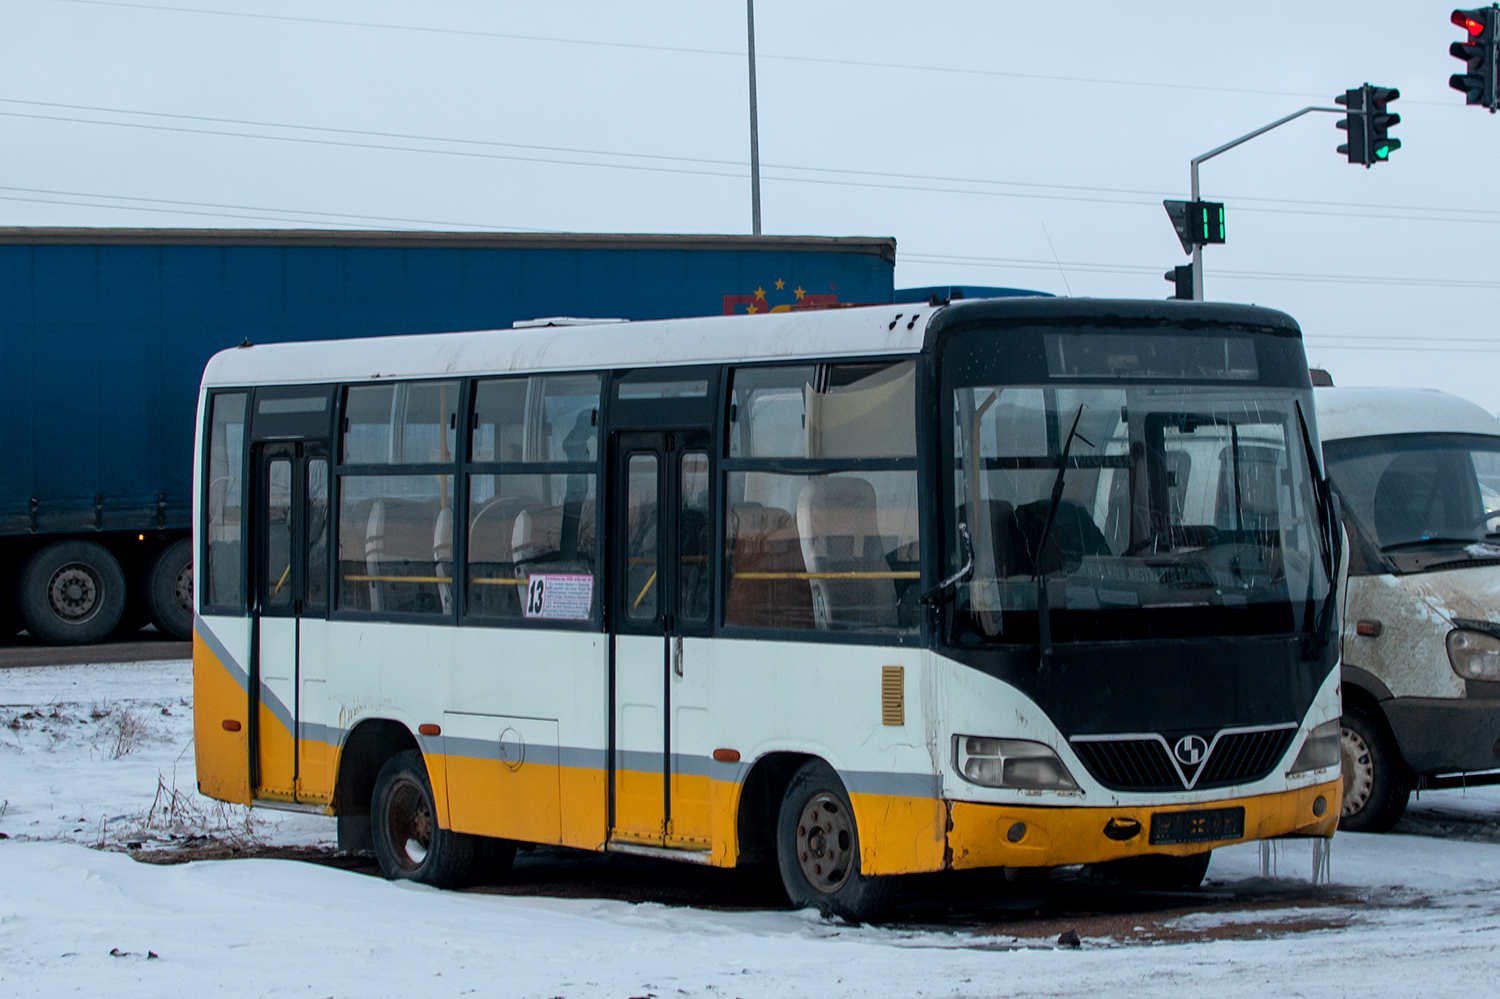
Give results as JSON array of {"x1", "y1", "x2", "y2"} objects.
[{"x1": 193, "y1": 297, "x2": 1344, "y2": 918}]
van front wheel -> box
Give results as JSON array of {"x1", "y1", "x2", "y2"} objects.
[{"x1": 1339, "y1": 704, "x2": 1410, "y2": 833}]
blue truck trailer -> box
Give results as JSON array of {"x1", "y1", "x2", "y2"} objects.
[{"x1": 0, "y1": 228, "x2": 896, "y2": 644}]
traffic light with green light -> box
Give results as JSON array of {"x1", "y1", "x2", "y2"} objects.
[
  {"x1": 1451, "y1": 6, "x2": 1499, "y2": 110},
  {"x1": 1337, "y1": 84, "x2": 1400, "y2": 166}
]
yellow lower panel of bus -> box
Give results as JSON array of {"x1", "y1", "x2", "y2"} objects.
[
  {"x1": 613, "y1": 768, "x2": 666, "y2": 844},
  {"x1": 438, "y1": 756, "x2": 607, "y2": 851},
  {"x1": 295, "y1": 739, "x2": 335, "y2": 804},
  {"x1": 257, "y1": 701, "x2": 297, "y2": 798},
  {"x1": 667, "y1": 773, "x2": 713, "y2": 848},
  {"x1": 848, "y1": 792, "x2": 949, "y2": 876},
  {"x1": 947, "y1": 779, "x2": 1342, "y2": 871},
  {"x1": 192, "y1": 632, "x2": 250, "y2": 806}
]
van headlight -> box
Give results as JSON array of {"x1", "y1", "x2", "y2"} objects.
[
  {"x1": 1288, "y1": 719, "x2": 1341, "y2": 775},
  {"x1": 1447, "y1": 628, "x2": 1500, "y2": 680},
  {"x1": 954, "y1": 736, "x2": 1078, "y2": 790}
]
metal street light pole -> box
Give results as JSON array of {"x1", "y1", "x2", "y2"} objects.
[
  {"x1": 746, "y1": 0, "x2": 762, "y2": 236},
  {"x1": 1187, "y1": 105, "x2": 1340, "y2": 300}
]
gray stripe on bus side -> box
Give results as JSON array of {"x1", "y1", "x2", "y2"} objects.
[
  {"x1": 193, "y1": 614, "x2": 249, "y2": 694},
  {"x1": 297, "y1": 720, "x2": 343, "y2": 747},
  {"x1": 193, "y1": 614, "x2": 295, "y2": 735},
  {"x1": 841, "y1": 769, "x2": 942, "y2": 800},
  {"x1": 258, "y1": 682, "x2": 296, "y2": 733}
]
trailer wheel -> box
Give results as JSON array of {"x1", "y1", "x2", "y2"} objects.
[
  {"x1": 146, "y1": 539, "x2": 194, "y2": 640},
  {"x1": 1338, "y1": 704, "x2": 1410, "y2": 833},
  {"x1": 775, "y1": 759, "x2": 895, "y2": 921},
  {"x1": 18, "y1": 541, "x2": 127, "y2": 645},
  {"x1": 370, "y1": 749, "x2": 476, "y2": 889}
]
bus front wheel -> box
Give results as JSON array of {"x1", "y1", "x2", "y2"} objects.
[
  {"x1": 775, "y1": 759, "x2": 895, "y2": 921},
  {"x1": 370, "y1": 749, "x2": 477, "y2": 888}
]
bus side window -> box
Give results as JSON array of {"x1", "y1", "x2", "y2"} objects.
[
  {"x1": 465, "y1": 373, "x2": 602, "y2": 624},
  {"x1": 203, "y1": 392, "x2": 248, "y2": 612},
  {"x1": 724, "y1": 362, "x2": 920, "y2": 636}
]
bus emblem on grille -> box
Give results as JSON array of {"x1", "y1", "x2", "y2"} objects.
[{"x1": 1173, "y1": 734, "x2": 1209, "y2": 766}]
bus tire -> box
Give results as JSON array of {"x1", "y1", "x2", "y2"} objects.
[
  {"x1": 370, "y1": 749, "x2": 477, "y2": 888},
  {"x1": 1089, "y1": 851, "x2": 1211, "y2": 890},
  {"x1": 146, "y1": 538, "x2": 194, "y2": 640},
  {"x1": 18, "y1": 541, "x2": 127, "y2": 646},
  {"x1": 1338, "y1": 703, "x2": 1410, "y2": 833},
  {"x1": 775, "y1": 759, "x2": 895, "y2": 921}
]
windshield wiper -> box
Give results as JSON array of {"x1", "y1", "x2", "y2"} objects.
[
  {"x1": 1380, "y1": 537, "x2": 1480, "y2": 552},
  {"x1": 1035, "y1": 405, "x2": 1091, "y2": 675}
]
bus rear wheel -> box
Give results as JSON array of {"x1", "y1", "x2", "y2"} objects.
[
  {"x1": 370, "y1": 749, "x2": 476, "y2": 888},
  {"x1": 18, "y1": 541, "x2": 127, "y2": 645},
  {"x1": 775, "y1": 759, "x2": 895, "y2": 921}
]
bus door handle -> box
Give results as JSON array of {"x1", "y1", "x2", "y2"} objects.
[{"x1": 672, "y1": 635, "x2": 684, "y2": 678}]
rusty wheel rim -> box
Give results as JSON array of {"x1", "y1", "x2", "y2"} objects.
[
  {"x1": 795, "y1": 791, "x2": 853, "y2": 894},
  {"x1": 1340, "y1": 725, "x2": 1374, "y2": 819},
  {"x1": 384, "y1": 777, "x2": 433, "y2": 872}
]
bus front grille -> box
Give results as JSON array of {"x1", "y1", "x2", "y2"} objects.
[
  {"x1": 1070, "y1": 725, "x2": 1298, "y2": 792},
  {"x1": 1070, "y1": 738, "x2": 1180, "y2": 791},
  {"x1": 1194, "y1": 728, "x2": 1297, "y2": 789}
]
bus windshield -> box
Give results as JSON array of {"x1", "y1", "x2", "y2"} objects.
[
  {"x1": 1325, "y1": 433, "x2": 1500, "y2": 573},
  {"x1": 947, "y1": 382, "x2": 1330, "y2": 644}
]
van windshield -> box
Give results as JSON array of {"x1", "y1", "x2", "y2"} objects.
[
  {"x1": 1324, "y1": 433, "x2": 1500, "y2": 573},
  {"x1": 946, "y1": 383, "x2": 1330, "y2": 643}
]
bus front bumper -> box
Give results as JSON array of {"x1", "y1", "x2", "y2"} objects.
[{"x1": 945, "y1": 778, "x2": 1341, "y2": 870}]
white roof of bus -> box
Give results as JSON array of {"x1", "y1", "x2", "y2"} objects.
[
  {"x1": 201, "y1": 305, "x2": 937, "y2": 388},
  {"x1": 1315, "y1": 386, "x2": 1500, "y2": 442}
]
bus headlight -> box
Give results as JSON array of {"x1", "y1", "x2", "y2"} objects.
[
  {"x1": 954, "y1": 736, "x2": 1078, "y2": 790},
  {"x1": 1288, "y1": 719, "x2": 1341, "y2": 774},
  {"x1": 1448, "y1": 628, "x2": 1500, "y2": 680}
]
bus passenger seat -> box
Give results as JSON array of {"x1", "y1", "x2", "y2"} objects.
[
  {"x1": 433, "y1": 506, "x2": 453, "y2": 615},
  {"x1": 365, "y1": 500, "x2": 386, "y2": 611},
  {"x1": 726, "y1": 503, "x2": 815, "y2": 629},
  {"x1": 511, "y1": 501, "x2": 597, "y2": 570},
  {"x1": 796, "y1": 477, "x2": 897, "y2": 631}
]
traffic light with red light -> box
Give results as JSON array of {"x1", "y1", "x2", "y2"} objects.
[
  {"x1": 1337, "y1": 84, "x2": 1401, "y2": 166},
  {"x1": 1450, "y1": 6, "x2": 1499, "y2": 110}
]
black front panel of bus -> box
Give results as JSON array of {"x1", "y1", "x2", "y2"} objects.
[{"x1": 941, "y1": 634, "x2": 1336, "y2": 738}]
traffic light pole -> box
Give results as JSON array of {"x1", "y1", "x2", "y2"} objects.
[{"x1": 1188, "y1": 105, "x2": 1341, "y2": 299}]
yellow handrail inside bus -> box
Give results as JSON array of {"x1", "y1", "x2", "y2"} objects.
[
  {"x1": 631, "y1": 570, "x2": 658, "y2": 610},
  {"x1": 343, "y1": 575, "x2": 453, "y2": 584},
  {"x1": 732, "y1": 571, "x2": 920, "y2": 580},
  {"x1": 272, "y1": 564, "x2": 291, "y2": 595}
]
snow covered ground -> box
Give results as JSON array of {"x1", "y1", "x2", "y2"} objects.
[{"x1": 3, "y1": 659, "x2": 1500, "y2": 998}]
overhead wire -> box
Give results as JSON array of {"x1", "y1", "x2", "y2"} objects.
[
  {"x1": 4, "y1": 100, "x2": 1500, "y2": 225},
  {"x1": 54, "y1": 0, "x2": 1463, "y2": 106}
]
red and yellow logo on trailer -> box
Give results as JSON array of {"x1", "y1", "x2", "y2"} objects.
[{"x1": 724, "y1": 278, "x2": 840, "y2": 315}]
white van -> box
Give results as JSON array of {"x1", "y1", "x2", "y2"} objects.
[{"x1": 1317, "y1": 385, "x2": 1500, "y2": 831}]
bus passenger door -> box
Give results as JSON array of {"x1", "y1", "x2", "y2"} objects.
[
  {"x1": 609, "y1": 430, "x2": 713, "y2": 849},
  {"x1": 252, "y1": 442, "x2": 329, "y2": 802}
]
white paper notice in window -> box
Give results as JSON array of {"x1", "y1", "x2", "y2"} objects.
[{"x1": 523, "y1": 573, "x2": 594, "y2": 620}]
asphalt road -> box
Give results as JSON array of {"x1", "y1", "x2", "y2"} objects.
[{"x1": 0, "y1": 629, "x2": 190, "y2": 669}]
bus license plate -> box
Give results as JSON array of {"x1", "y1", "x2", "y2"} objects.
[{"x1": 1149, "y1": 806, "x2": 1245, "y2": 845}]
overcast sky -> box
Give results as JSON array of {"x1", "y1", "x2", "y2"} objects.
[{"x1": 1, "y1": 1, "x2": 1497, "y2": 411}]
